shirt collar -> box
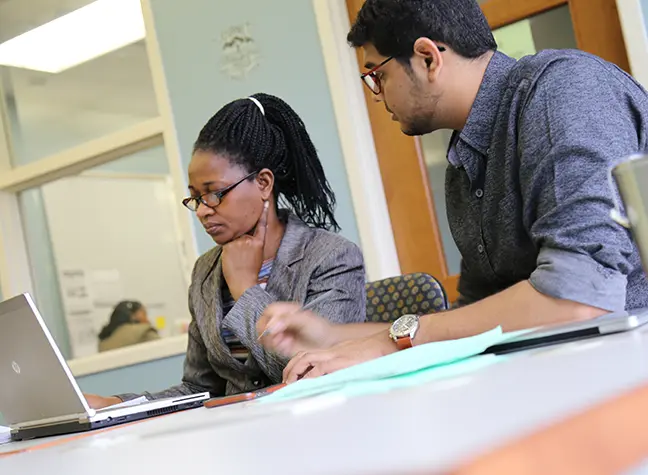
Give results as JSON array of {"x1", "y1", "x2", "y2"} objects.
[
  {"x1": 446, "y1": 131, "x2": 461, "y2": 166},
  {"x1": 459, "y1": 51, "x2": 517, "y2": 156}
]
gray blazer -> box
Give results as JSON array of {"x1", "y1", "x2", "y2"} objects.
[{"x1": 118, "y1": 212, "x2": 366, "y2": 400}]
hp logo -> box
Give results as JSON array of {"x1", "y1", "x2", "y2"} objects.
[{"x1": 11, "y1": 361, "x2": 20, "y2": 374}]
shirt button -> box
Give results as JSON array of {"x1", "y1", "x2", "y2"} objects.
[
  {"x1": 475, "y1": 189, "x2": 484, "y2": 198},
  {"x1": 477, "y1": 244, "x2": 485, "y2": 254},
  {"x1": 486, "y1": 148, "x2": 491, "y2": 155}
]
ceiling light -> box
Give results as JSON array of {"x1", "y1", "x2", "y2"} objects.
[{"x1": 0, "y1": 0, "x2": 145, "y2": 74}]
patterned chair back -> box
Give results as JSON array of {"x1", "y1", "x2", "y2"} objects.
[{"x1": 365, "y1": 273, "x2": 448, "y2": 323}]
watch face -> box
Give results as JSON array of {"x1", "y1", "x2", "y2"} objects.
[{"x1": 391, "y1": 314, "x2": 418, "y2": 338}]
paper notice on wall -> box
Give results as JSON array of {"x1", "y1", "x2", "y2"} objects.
[
  {"x1": 89, "y1": 269, "x2": 124, "y2": 310},
  {"x1": 59, "y1": 269, "x2": 92, "y2": 314},
  {"x1": 59, "y1": 269, "x2": 96, "y2": 358},
  {"x1": 66, "y1": 313, "x2": 98, "y2": 358},
  {"x1": 59, "y1": 269, "x2": 127, "y2": 358}
]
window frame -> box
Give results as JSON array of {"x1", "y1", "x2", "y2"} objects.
[{"x1": 0, "y1": 0, "x2": 198, "y2": 374}]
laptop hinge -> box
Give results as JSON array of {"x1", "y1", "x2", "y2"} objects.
[{"x1": 13, "y1": 412, "x2": 90, "y2": 430}]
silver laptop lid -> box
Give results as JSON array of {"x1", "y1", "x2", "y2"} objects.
[
  {"x1": 0, "y1": 293, "x2": 91, "y2": 426},
  {"x1": 612, "y1": 153, "x2": 648, "y2": 275},
  {"x1": 491, "y1": 309, "x2": 648, "y2": 348}
]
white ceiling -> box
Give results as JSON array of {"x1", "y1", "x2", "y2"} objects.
[{"x1": 0, "y1": 0, "x2": 158, "y2": 163}]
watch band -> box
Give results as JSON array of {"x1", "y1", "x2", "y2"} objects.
[{"x1": 395, "y1": 335, "x2": 413, "y2": 350}]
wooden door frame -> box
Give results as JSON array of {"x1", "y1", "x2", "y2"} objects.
[
  {"x1": 482, "y1": 0, "x2": 630, "y2": 72},
  {"x1": 345, "y1": 0, "x2": 631, "y2": 303}
]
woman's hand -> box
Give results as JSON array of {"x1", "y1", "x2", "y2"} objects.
[
  {"x1": 84, "y1": 394, "x2": 122, "y2": 409},
  {"x1": 222, "y1": 201, "x2": 269, "y2": 300}
]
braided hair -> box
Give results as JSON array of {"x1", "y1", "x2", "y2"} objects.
[{"x1": 193, "y1": 93, "x2": 340, "y2": 231}]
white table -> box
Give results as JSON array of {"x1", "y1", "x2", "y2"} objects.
[{"x1": 3, "y1": 328, "x2": 648, "y2": 474}]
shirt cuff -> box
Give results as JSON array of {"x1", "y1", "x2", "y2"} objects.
[
  {"x1": 529, "y1": 247, "x2": 627, "y2": 312},
  {"x1": 222, "y1": 286, "x2": 273, "y2": 337}
]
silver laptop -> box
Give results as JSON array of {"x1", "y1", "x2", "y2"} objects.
[
  {"x1": 0, "y1": 293, "x2": 209, "y2": 441},
  {"x1": 484, "y1": 308, "x2": 648, "y2": 354}
]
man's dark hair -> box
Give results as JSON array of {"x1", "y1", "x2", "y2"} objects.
[
  {"x1": 193, "y1": 93, "x2": 339, "y2": 231},
  {"x1": 347, "y1": 0, "x2": 497, "y2": 60}
]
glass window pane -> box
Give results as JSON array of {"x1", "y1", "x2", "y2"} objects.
[
  {"x1": 419, "y1": 5, "x2": 577, "y2": 276},
  {"x1": 0, "y1": 0, "x2": 158, "y2": 166},
  {"x1": 492, "y1": 6, "x2": 577, "y2": 59},
  {"x1": 19, "y1": 146, "x2": 190, "y2": 359}
]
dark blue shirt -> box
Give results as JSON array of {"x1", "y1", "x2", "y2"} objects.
[{"x1": 447, "y1": 50, "x2": 648, "y2": 311}]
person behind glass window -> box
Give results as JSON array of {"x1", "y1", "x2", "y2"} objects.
[{"x1": 98, "y1": 301, "x2": 159, "y2": 352}]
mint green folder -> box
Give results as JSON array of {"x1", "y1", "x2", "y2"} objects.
[{"x1": 262, "y1": 326, "x2": 507, "y2": 403}]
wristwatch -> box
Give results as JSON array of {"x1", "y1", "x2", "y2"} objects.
[{"x1": 389, "y1": 314, "x2": 420, "y2": 350}]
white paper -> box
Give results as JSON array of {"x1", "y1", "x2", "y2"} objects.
[
  {"x1": 89, "y1": 269, "x2": 124, "y2": 309},
  {"x1": 0, "y1": 425, "x2": 11, "y2": 445},
  {"x1": 59, "y1": 269, "x2": 128, "y2": 358},
  {"x1": 59, "y1": 269, "x2": 96, "y2": 358},
  {"x1": 104, "y1": 396, "x2": 148, "y2": 410},
  {"x1": 59, "y1": 269, "x2": 92, "y2": 314},
  {"x1": 67, "y1": 315, "x2": 97, "y2": 357}
]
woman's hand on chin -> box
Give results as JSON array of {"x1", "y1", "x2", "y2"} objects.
[{"x1": 222, "y1": 201, "x2": 269, "y2": 300}]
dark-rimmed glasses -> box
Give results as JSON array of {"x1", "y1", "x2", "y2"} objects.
[
  {"x1": 182, "y1": 171, "x2": 257, "y2": 211},
  {"x1": 360, "y1": 46, "x2": 446, "y2": 95}
]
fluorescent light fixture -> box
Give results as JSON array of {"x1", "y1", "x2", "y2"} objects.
[{"x1": 0, "y1": 0, "x2": 145, "y2": 73}]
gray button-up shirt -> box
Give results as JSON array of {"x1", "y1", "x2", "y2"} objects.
[{"x1": 447, "y1": 50, "x2": 648, "y2": 311}]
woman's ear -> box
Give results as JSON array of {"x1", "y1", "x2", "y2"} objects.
[{"x1": 256, "y1": 169, "x2": 275, "y2": 200}]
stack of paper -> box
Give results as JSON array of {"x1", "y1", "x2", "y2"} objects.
[
  {"x1": 0, "y1": 425, "x2": 11, "y2": 445},
  {"x1": 262, "y1": 326, "x2": 507, "y2": 404},
  {"x1": 107, "y1": 395, "x2": 148, "y2": 409},
  {"x1": 97, "y1": 395, "x2": 148, "y2": 412}
]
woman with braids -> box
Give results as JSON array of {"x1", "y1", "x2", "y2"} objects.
[{"x1": 85, "y1": 93, "x2": 366, "y2": 408}]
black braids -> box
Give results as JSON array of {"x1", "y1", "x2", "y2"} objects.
[
  {"x1": 193, "y1": 93, "x2": 340, "y2": 231},
  {"x1": 254, "y1": 93, "x2": 339, "y2": 231}
]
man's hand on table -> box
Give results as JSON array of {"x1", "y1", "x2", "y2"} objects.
[
  {"x1": 257, "y1": 303, "x2": 339, "y2": 357},
  {"x1": 84, "y1": 394, "x2": 122, "y2": 409},
  {"x1": 280, "y1": 330, "x2": 398, "y2": 383}
]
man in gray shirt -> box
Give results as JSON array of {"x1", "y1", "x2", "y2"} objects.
[{"x1": 258, "y1": 0, "x2": 648, "y2": 380}]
